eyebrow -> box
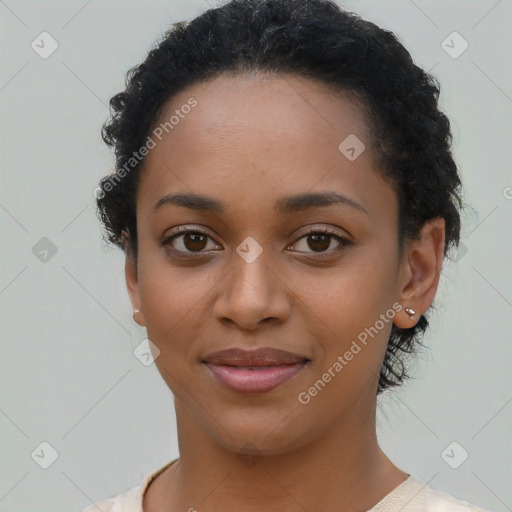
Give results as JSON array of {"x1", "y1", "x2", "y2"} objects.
[{"x1": 153, "y1": 191, "x2": 368, "y2": 216}]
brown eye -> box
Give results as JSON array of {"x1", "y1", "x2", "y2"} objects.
[
  {"x1": 163, "y1": 228, "x2": 221, "y2": 254},
  {"x1": 289, "y1": 229, "x2": 351, "y2": 255},
  {"x1": 306, "y1": 233, "x2": 331, "y2": 252},
  {"x1": 182, "y1": 232, "x2": 207, "y2": 251}
]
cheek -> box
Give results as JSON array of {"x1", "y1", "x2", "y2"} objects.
[
  {"x1": 299, "y1": 255, "x2": 396, "y2": 327},
  {"x1": 138, "y1": 266, "x2": 209, "y2": 395},
  {"x1": 137, "y1": 257, "x2": 227, "y2": 366},
  {"x1": 294, "y1": 252, "x2": 398, "y2": 370}
]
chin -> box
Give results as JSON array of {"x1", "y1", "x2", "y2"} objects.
[{"x1": 206, "y1": 406, "x2": 313, "y2": 456}]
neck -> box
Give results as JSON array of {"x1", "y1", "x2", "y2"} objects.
[{"x1": 145, "y1": 399, "x2": 408, "y2": 512}]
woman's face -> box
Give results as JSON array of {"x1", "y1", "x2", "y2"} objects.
[{"x1": 127, "y1": 72, "x2": 409, "y2": 454}]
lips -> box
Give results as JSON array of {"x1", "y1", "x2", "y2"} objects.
[
  {"x1": 203, "y1": 347, "x2": 308, "y2": 366},
  {"x1": 202, "y1": 347, "x2": 310, "y2": 393}
]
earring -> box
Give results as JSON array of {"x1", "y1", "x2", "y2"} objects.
[
  {"x1": 405, "y1": 307, "x2": 416, "y2": 319},
  {"x1": 132, "y1": 308, "x2": 141, "y2": 324}
]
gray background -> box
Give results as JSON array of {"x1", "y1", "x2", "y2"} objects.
[{"x1": 0, "y1": 1, "x2": 511, "y2": 511}]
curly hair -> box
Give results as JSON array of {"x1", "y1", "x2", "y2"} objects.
[{"x1": 96, "y1": 0, "x2": 463, "y2": 394}]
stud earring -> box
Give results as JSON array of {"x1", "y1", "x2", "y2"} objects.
[
  {"x1": 404, "y1": 307, "x2": 416, "y2": 319},
  {"x1": 132, "y1": 308, "x2": 141, "y2": 323}
]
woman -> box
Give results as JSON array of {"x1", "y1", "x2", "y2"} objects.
[{"x1": 83, "y1": 0, "x2": 490, "y2": 510}]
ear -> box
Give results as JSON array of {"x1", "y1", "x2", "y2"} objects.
[
  {"x1": 394, "y1": 218, "x2": 445, "y2": 329},
  {"x1": 122, "y1": 230, "x2": 146, "y2": 327}
]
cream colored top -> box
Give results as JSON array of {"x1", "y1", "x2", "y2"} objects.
[{"x1": 78, "y1": 459, "x2": 491, "y2": 512}]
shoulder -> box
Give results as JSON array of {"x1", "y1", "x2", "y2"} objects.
[
  {"x1": 78, "y1": 485, "x2": 142, "y2": 512},
  {"x1": 424, "y1": 483, "x2": 491, "y2": 512},
  {"x1": 406, "y1": 475, "x2": 492, "y2": 512},
  {"x1": 78, "y1": 497, "x2": 115, "y2": 512},
  {"x1": 370, "y1": 474, "x2": 493, "y2": 512},
  {"x1": 73, "y1": 459, "x2": 178, "y2": 512},
  {"x1": 77, "y1": 483, "x2": 142, "y2": 512}
]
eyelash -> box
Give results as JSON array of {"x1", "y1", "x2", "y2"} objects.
[{"x1": 162, "y1": 226, "x2": 352, "y2": 257}]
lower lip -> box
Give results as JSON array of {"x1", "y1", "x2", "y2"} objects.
[{"x1": 204, "y1": 362, "x2": 308, "y2": 393}]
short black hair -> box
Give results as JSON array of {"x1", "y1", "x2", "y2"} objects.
[{"x1": 96, "y1": 0, "x2": 463, "y2": 394}]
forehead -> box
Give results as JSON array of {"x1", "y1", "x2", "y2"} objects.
[
  {"x1": 136, "y1": 72, "x2": 392, "y2": 220},
  {"x1": 151, "y1": 71, "x2": 372, "y2": 152}
]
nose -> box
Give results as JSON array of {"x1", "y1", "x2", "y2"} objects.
[{"x1": 212, "y1": 251, "x2": 291, "y2": 330}]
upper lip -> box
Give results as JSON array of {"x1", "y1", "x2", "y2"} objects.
[{"x1": 202, "y1": 347, "x2": 309, "y2": 366}]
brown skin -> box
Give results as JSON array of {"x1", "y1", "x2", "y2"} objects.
[{"x1": 123, "y1": 71, "x2": 445, "y2": 512}]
